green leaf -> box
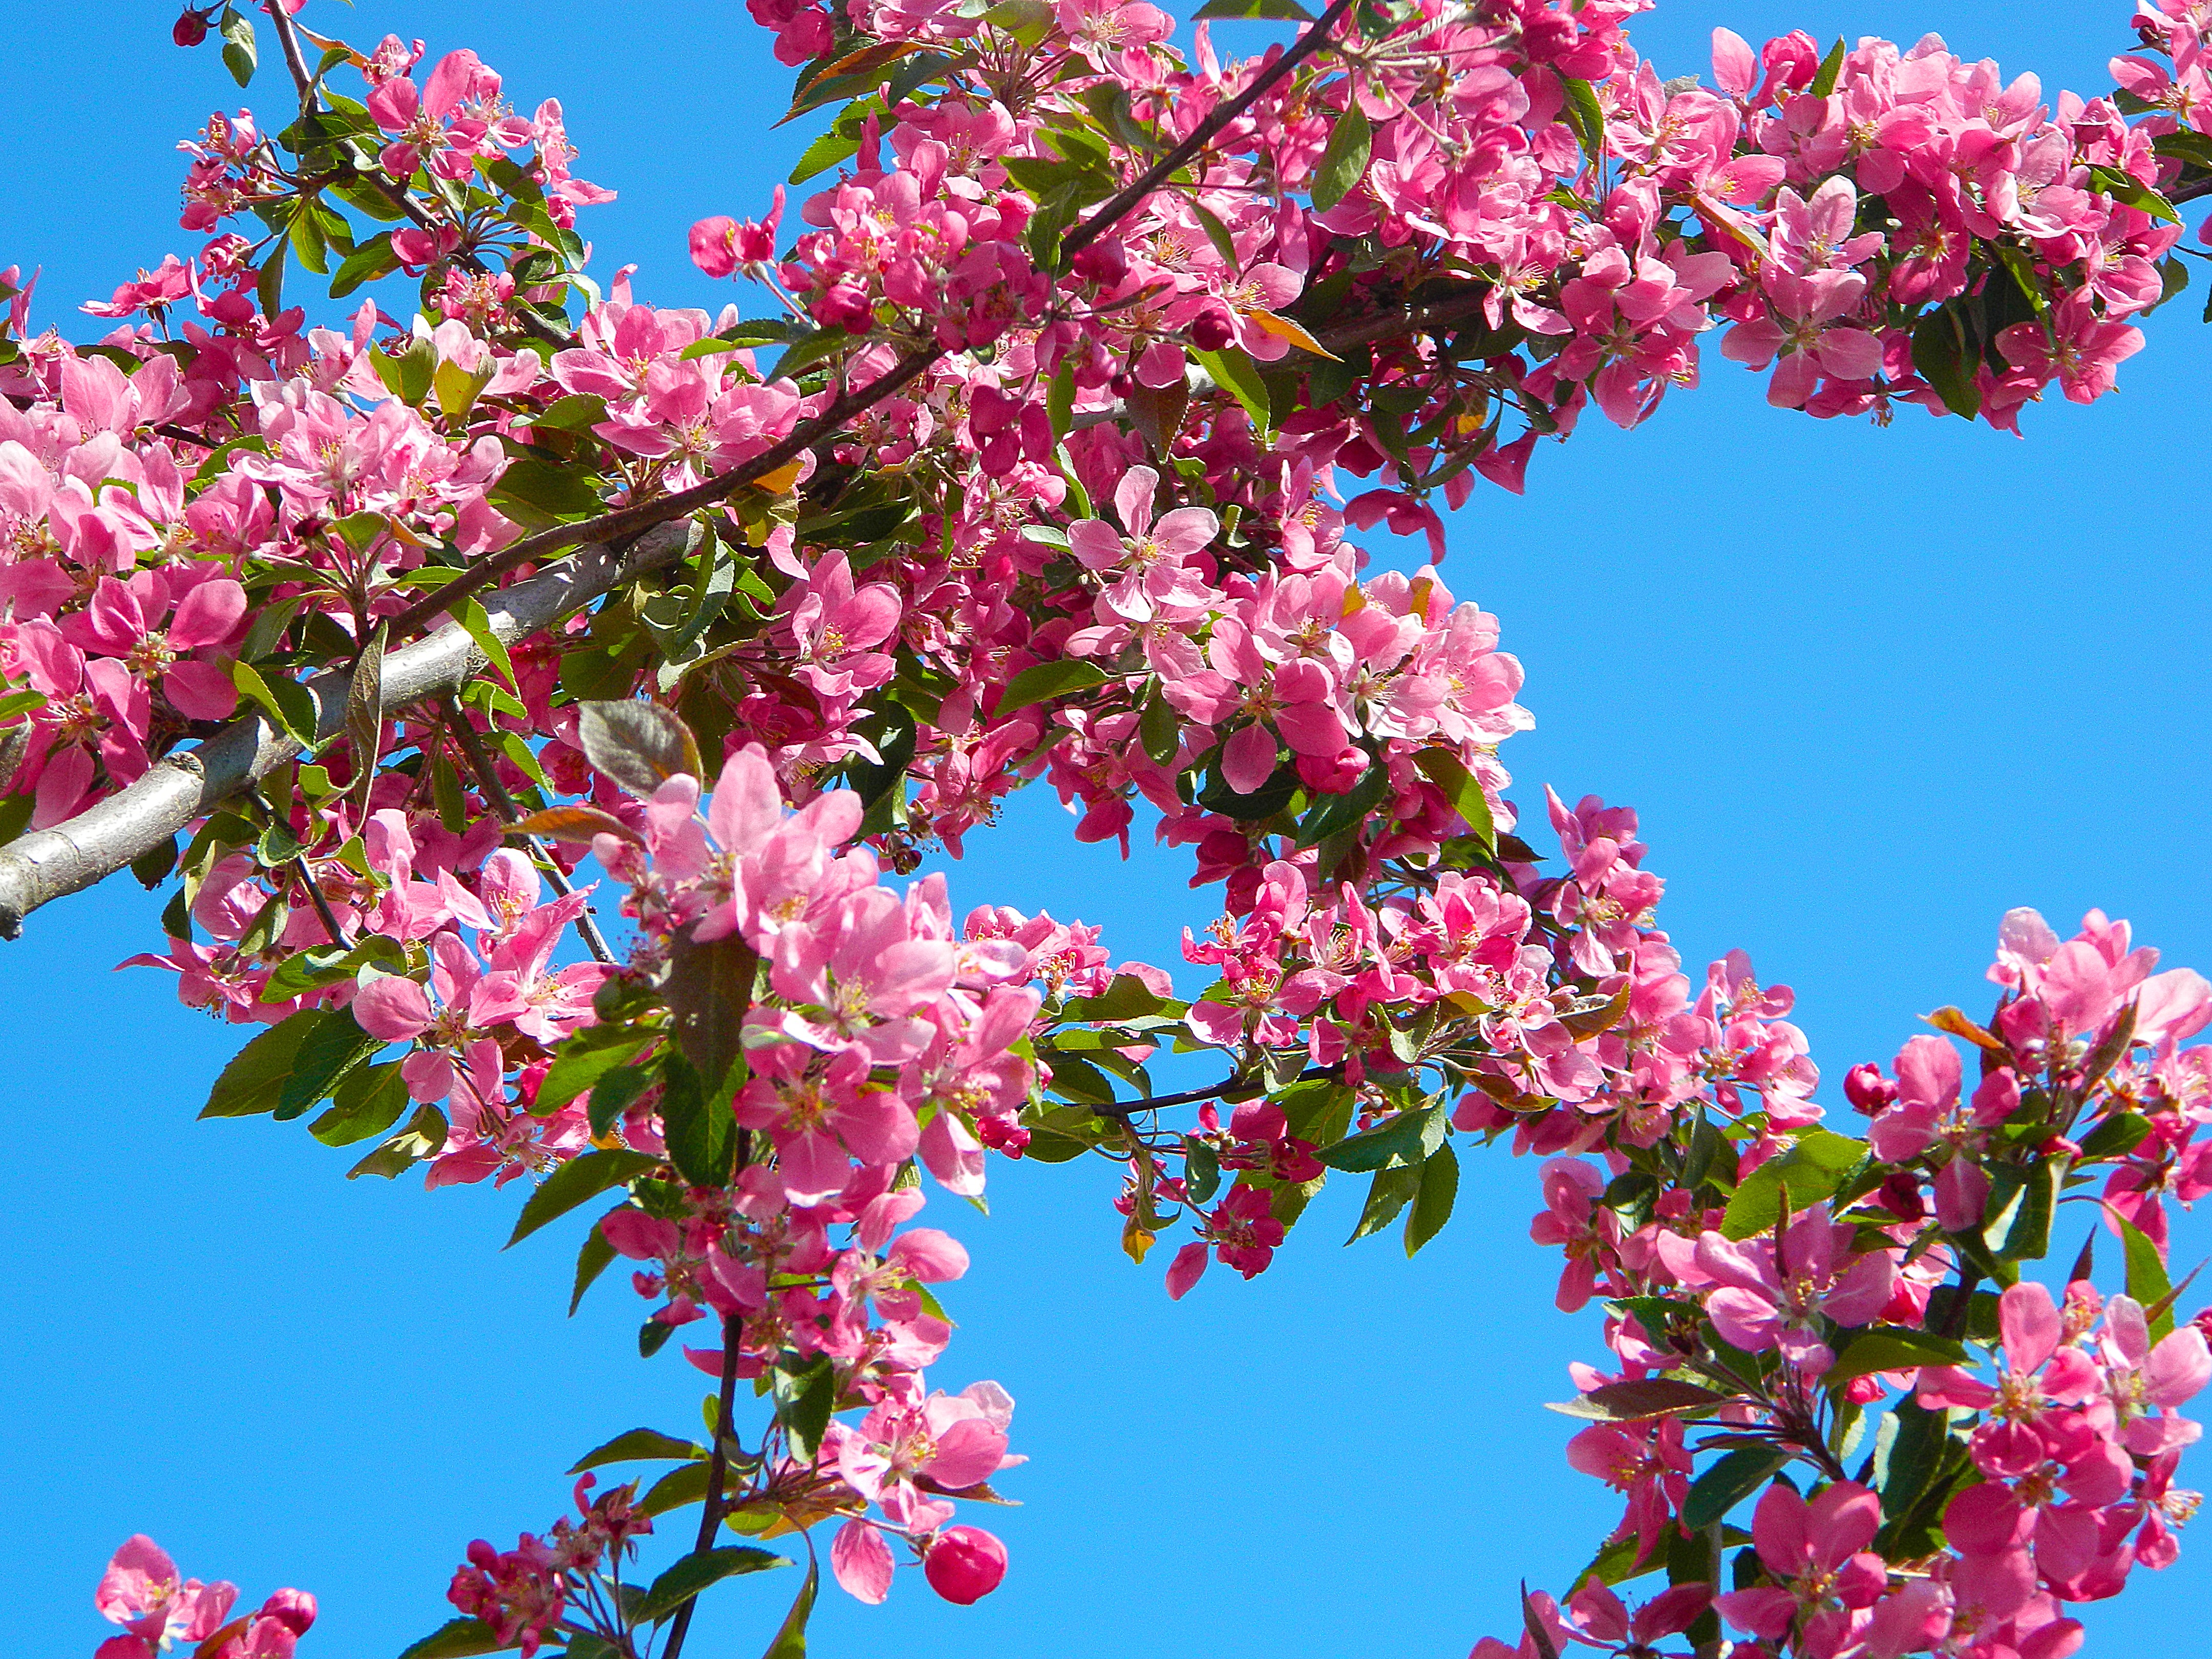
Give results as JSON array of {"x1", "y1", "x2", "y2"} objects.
[
  {"x1": 1182, "y1": 1136, "x2": 1222, "y2": 1204},
  {"x1": 309, "y1": 1060, "x2": 411, "y2": 1146},
  {"x1": 2088, "y1": 164, "x2": 2180, "y2": 225},
  {"x1": 1560, "y1": 77, "x2": 1606, "y2": 157},
  {"x1": 1405, "y1": 1140, "x2": 1459, "y2": 1256},
  {"x1": 761, "y1": 1557, "x2": 819, "y2": 1659},
  {"x1": 1192, "y1": 0, "x2": 1314, "y2": 16},
  {"x1": 2118, "y1": 1213, "x2": 2176, "y2": 1341},
  {"x1": 1810, "y1": 35, "x2": 1846, "y2": 97},
  {"x1": 637, "y1": 1547, "x2": 792, "y2": 1624},
  {"x1": 1910, "y1": 307, "x2": 1980, "y2": 419},
  {"x1": 1060, "y1": 971, "x2": 1183, "y2": 1024},
  {"x1": 571, "y1": 1219, "x2": 618, "y2": 1315},
  {"x1": 1317, "y1": 1103, "x2": 1444, "y2": 1173},
  {"x1": 539, "y1": 1034, "x2": 654, "y2": 1115},
  {"x1": 1824, "y1": 1328, "x2": 1967, "y2": 1388},
  {"x1": 508, "y1": 1150, "x2": 661, "y2": 1247},
  {"x1": 666, "y1": 927, "x2": 757, "y2": 1092},
  {"x1": 2077, "y1": 1111, "x2": 2153, "y2": 1163},
  {"x1": 231, "y1": 660, "x2": 321, "y2": 749},
  {"x1": 640, "y1": 1458, "x2": 713, "y2": 1516},
  {"x1": 996, "y1": 657, "x2": 1113, "y2": 717},
  {"x1": 328, "y1": 238, "x2": 401, "y2": 299},
  {"x1": 1682, "y1": 1445, "x2": 1788, "y2": 1530},
  {"x1": 590, "y1": 1066, "x2": 654, "y2": 1139},
  {"x1": 220, "y1": 8, "x2": 258, "y2": 86},
  {"x1": 1544, "y1": 1378, "x2": 1730, "y2": 1422},
  {"x1": 772, "y1": 1354, "x2": 838, "y2": 1463},
  {"x1": 1311, "y1": 102, "x2": 1371, "y2": 212},
  {"x1": 397, "y1": 1619, "x2": 508, "y2": 1658},
  {"x1": 201, "y1": 1007, "x2": 328, "y2": 1118},
  {"x1": 661, "y1": 1053, "x2": 734, "y2": 1187},
  {"x1": 1193, "y1": 346, "x2": 1272, "y2": 431},
  {"x1": 491, "y1": 455, "x2": 606, "y2": 521},
  {"x1": 346, "y1": 1103, "x2": 448, "y2": 1179},
  {"x1": 1346, "y1": 1162, "x2": 1422, "y2": 1244},
  {"x1": 1983, "y1": 1157, "x2": 2059, "y2": 1263},
  {"x1": 1412, "y1": 748, "x2": 1495, "y2": 850},
  {"x1": 1719, "y1": 1130, "x2": 1868, "y2": 1240},
  {"x1": 568, "y1": 1427, "x2": 705, "y2": 1473},
  {"x1": 1292, "y1": 761, "x2": 1389, "y2": 849},
  {"x1": 577, "y1": 699, "x2": 703, "y2": 798}
]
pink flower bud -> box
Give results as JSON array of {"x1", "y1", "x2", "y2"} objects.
[
  {"x1": 258, "y1": 1590, "x2": 318, "y2": 1635},
  {"x1": 173, "y1": 9, "x2": 208, "y2": 46},
  {"x1": 1189, "y1": 306, "x2": 1236, "y2": 353},
  {"x1": 923, "y1": 1526, "x2": 1007, "y2": 1605},
  {"x1": 1842, "y1": 1062, "x2": 1895, "y2": 1114}
]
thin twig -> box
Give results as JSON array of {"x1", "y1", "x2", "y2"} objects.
[
  {"x1": 263, "y1": 0, "x2": 319, "y2": 109},
  {"x1": 290, "y1": 854, "x2": 352, "y2": 947},
  {"x1": 387, "y1": 0, "x2": 1363, "y2": 639},
  {"x1": 1088, "y1": 1064, "x2": 1341, "y2": 1118},
  {"x1": 436, "y1": 693, "x2": 615, "y2": 965},
  {"x1": 1061, "y1": 0, "x2": 1360, "y2": 257},
  {"x1": 657, "y1": 1317, "x2": 742, "y2": 1659}
]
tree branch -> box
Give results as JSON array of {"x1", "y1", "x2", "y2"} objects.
[
  {"x1": 0, "y1": 521, "x2": 695, "y2": 939},
  {"x1": 1061, "y1": 0, "x2": 1358, "y2": 258},
  {"x1": 659, "y1": 1313, "x2": 745, "y2": 1659}
]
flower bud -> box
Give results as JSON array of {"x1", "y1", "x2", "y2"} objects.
[
  {"x1": 257, "y1": 1590, "x2": 318, "y2": 1635},
  {"x1": 1842, "y1": 1062, "x2": 1895, "y2": 1114},
  {"x1": 923, "y1": 1526, "x2": 1007, "y2": 1605},
  {"x1": 173, "y1": 8, "x2": 208, "y2": 46},
  {"x1": 1189, "y1": 306, "x2": 1236, "y2": 353}
]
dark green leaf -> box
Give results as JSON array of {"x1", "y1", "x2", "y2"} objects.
[
  {"x1": 772, "y1": 1354, "x2": 837, "y2": 1463},
  {"x1": 2077, "y1": 1110, "x2": 2153, "y2": 1163},
  {"x1": 275, "y1": 1007, "x2": 384, "y2": 1120},
  {"x1": 666, "y1": 927, "x2": 757, "y2": 1092},
  {"x1": 539, "y1": 1034, "x2": 655, "y2": 1115},
  {"x1": 2119, "y1": 1213, "x2": 2175, "y2": 1341},
  {"x1": 1412, "y1": 748, "x2": 1495, "y2": 850},
  {"x1": 309, "y1": 1060, "x2": 411, "y2": 1146},
  {"x1": 1682, "y1": 1445, "x2": 1789, "y2": 1530},
  {"x1": 640, "y1": 1458, "x2": 713, "y2": 1516},
  {"x1": 328, "y1": 238, "x2": 401, "y2": 299},
  {"x1": 1193, "y1": 346, "x2": 1272, "y2": 431},
  {"x1": 1192, "y1": 0, "x2": 1314, "y2": 14},
  {"x1": 220, "y1": 9, "x2": 258, "y2": 86},
  {"x1": 577, "y1": 700, "x2": 702, "y2": 797},
  {"x1": 1318, "y1": 1103, "x2": 1444, "y2": 1173},
  {"x1": 1405, "y1": 1140, "x2": 1459, "y2": 1256},
  {"x1": 508, "y1": 1150, "x2": 661, "y2": 1248},
  {"x1": 638, "y1": 1547, "x2": 792, "y2": 1624},
  {"x1": 1182, "y1": 1136, "x2": 1222, "y2": 1204},
  {"x1": 397, "y1": 1618, "x2": 508, "y2": 1659},
  {"x1": 661, "y1": 1053, "x2": 734, "y2": 1187},
  {"x1": 1292, "y1": 761, "x2": 1389, "y2": 848},
  {"x1": 1311, "y1": 102, "x2": 1371, "y2": 212},
  {"x1": 1560, "y1": 77, "x2": 1606, "y2": 157},
  {"x1": 491, "y1": 455, "x2": 606, "y2": 520},
  {"x1": 1910, "y1": 307, "x2": 1980, "y2": 419},
  {"x1": 571, "y1": 1219, "x2": 618, "y2": 1315},
  {"x1": 1545, "y1": 1378, "x2": 1730, "y2": 1422},
  {"x1": 590, "y1": 1066, "x2": 654, "y2": 1139},
  {"x1": 1810, "y1": 35, "x2": 1846, "y2": 97},
  {"x1": 569, "y1": 1428, "x2": 705, "y2": 1473},
  {"x1": 1824, "y1": 1328, "x2": 1967, "y2": 1388},
  {"x1": 201, "y1": 1007, "x2": 328, "y2": 1118},
  {"x1": 1346, "y1": 1162, "x2": 1421, "y2": 1243},
  {"x1": 761, "y1": 1558, "x2": 819, "y2": 1659},
  {"x1": 996, "y1": 658, "x2": 1113, "y2": 717}
]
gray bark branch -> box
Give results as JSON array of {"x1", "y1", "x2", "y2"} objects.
[{"x1": 0, "y1": 521, "x2": 695, "y2": 939}]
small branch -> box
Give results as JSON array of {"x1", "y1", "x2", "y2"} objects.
[
  {"x1": 1062, "y1": 0, "x2": 1359, "y2": 258},
  {"x1": 436, "y1": 693, "x2": 615, "y2": 966},
  {"x1": 1088, "y1": 1064, "x2": 1340, "y2": 1118},
  {"x1": 0, "y1": 521, "x2": 696, "y2": 939},
  {"x1": 660, "y1": 1322, "x2": 744, "y2": 1658},
  {"x1": 290, "y1": 854, "x2": 351, "y2": 946},
  {"x1": 382, "y1": 346, "x2": 944, "y2": 641},
  {"x1": 262, "y1": 0, "x2": 319, "y2": 111}
]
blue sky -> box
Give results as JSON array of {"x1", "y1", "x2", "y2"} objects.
[{"x1": 7, "y1": 2, "x2": 2212, "y2": 1656}]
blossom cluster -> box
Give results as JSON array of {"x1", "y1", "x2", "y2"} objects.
[{"x1": 93, "y1": 1535, "x2": 314, "y2": 1659}]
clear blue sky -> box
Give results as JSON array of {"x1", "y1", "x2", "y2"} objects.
[{"x1": 7, "y1": 3, "x2": 2210, "y2": 1656}]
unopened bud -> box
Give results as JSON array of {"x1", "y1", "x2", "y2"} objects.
[{"x1": 173, "y1": 8, "x2": 209, "y2": 45}]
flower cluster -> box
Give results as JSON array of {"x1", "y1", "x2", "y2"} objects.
[{"x1": 93, "y1": 1536, "x2": 314, "y2": 1659}]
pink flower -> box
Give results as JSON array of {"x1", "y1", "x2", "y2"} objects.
[
  {"x1": 1714, "y1": 1482, "x2": 1886, "y2": 1641},
  {"x1": 1066, "y1": 465, "x2": 1220, "y2": 624},
  {"x1": 95, "y1": 1536, "x2": 237, "y2": 1650},
  {"x1": 1997, "y1": 293, "x2": 2145, "y2": 404},
  {"x1": 1693, "y1": 1204, "x2": 1896, "y2": 1376}
]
